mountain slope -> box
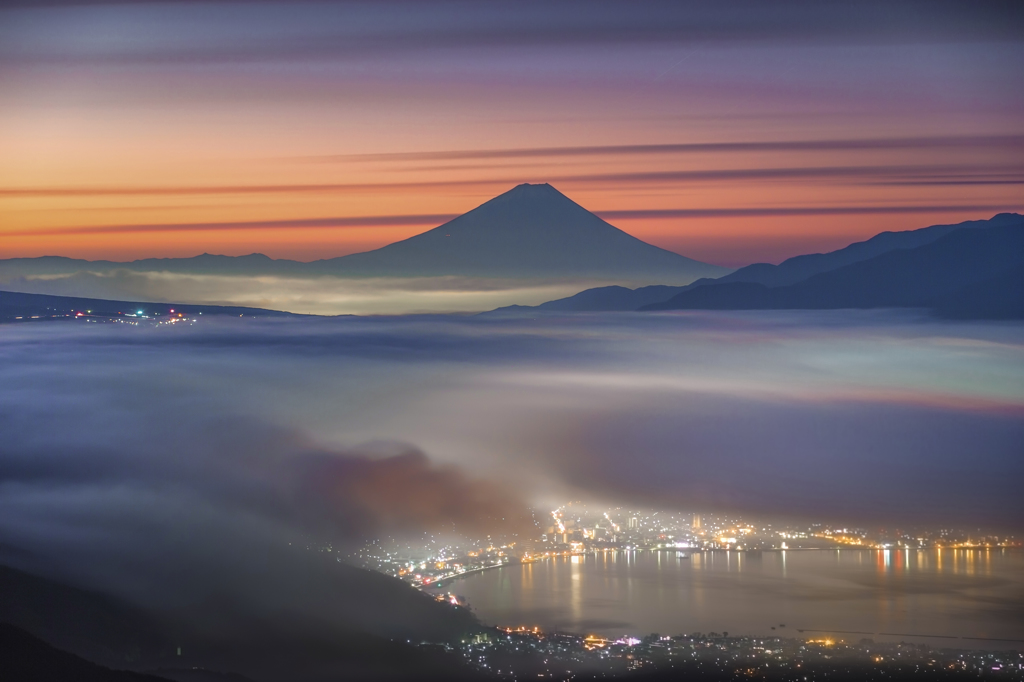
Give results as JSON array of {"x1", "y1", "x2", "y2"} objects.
[
  {"x1": 538, "y1": 284, "x2": 689, "y2": 311},
  {"x1": 322, "y1": 183, "x2": 729, "y2": 282},
  {"x1": 931, "y1": 263, "x2": 1024, "y2": 320},
  {"x1": 0, "y1": 565, "x2": 173, "y2": 672},
  {"x1": 0, "y1": 184, "x2": 730, "y2": 287},
  {"x1": 644, "y1": 222, "x2": 1024, "y2": 317},
  {"x1": 0, "y1": 623, "x2": 169, "y2": 682},
  {"x1": 0, "y1": 562, "x2": 480, "y2": 681},
  {"x1": 510, "y1": 212, "x2": 1023, "y2": 314},
  {"x1": 489, "y1": 284, "x2": 688, "y2": 314},
  {"x1": 693, "y1": 212, "x2": 1023, "y2": 289}
]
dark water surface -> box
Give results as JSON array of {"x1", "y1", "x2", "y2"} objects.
[{"x1": 432, "y1": 549, "x2": 1024, "y2": 647}]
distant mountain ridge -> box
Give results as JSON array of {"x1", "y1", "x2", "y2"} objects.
[
  {"x1": 691, "y1": 212, "x2": 1024, "y2": 289},
  {"x1": 495, "y1": 213, "x2": 1024, "y2": 319},
  {"x1": 0, "y1": 184, "x2": 729, "y2": 285},
  {"x1": 0, "y1": 290, "x2": 295, "y2": 323},
  {"x1": 644, "y1": 220, "x2": 1024, "y2": 317},
  {"x1": 491, "y1": 284, "x2": 688, "y2": 313}
]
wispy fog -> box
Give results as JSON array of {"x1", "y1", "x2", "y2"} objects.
[
  {"x1": 0, "y1": 311, "x2": 1021, "y2": 629},
  {"x1": 0, "y1": 270, "x2": 613, "y2": 314}
]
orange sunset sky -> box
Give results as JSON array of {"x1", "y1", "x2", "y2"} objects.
[{"x1": 2, "y1": 1, "x2": 1022, "y2": 267}]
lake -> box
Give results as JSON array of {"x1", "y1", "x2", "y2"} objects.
[{"x1": 430, "y1": 549, "x2": 1024, "y2": 648}]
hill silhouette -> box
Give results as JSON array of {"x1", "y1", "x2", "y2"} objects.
[
  {"x1": 644, "y1": 221, "x2": 1024, "y2": 317},
  {"x1": 0, "y1": 623, "x2": 170, "y2": 682},
  {"x1": 0, "y1": 563, "x2": 480, "y2": 681},
  {"x1": 504, "y1": 213, "x2": 1024, "y2": 317},
  {"x1": 700, "y1": 212, "x2": 1023, "y2": 289},
  {"x1": 487, "y1": 284, "x2": 687, "y2": 314}
]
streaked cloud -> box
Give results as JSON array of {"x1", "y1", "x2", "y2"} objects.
[
  {"x1": 333, "y1": 135, "x2": 1024, "y2": 163},
  {"x1": 2, "y1": 1, "x2": 1020, "y2": 67},
  {"x1": 4, "y1": 163, "x2": 1021, "y2": 199},
  {"x1": 2, "y1": 1, "x2": 1022, "y2": 265},
  {"x1": 0, "y1": 182, "x2": 486, "y2": 198},
  {"x1": 597, "y1": 205, "x2": 1024, "y2": 220},
  {"x1": 6, "y1": 205, "x2": 1021, "y2": 239},
  {"x1": 4, "y1": 214, "x2": 459, "y2": 236}
]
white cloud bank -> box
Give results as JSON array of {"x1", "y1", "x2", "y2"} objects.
[{"x1": 0, "y1": 270, "x2": 612, "y2": 314}]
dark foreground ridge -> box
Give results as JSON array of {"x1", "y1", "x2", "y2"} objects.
[
  {"x1": 0, "y1": 563, "x2": 478, "y2": 682},
  {"x1": 0, "y1": 622, "x2": 167, "y2": 682},
  {"x1": 0, "y1": 289, "x2": 296, "y2": 323},
  {"x1": 2, "y1": 565, "x2": 1020, "y2": 681},
  {"x1": 4, "y1": 619, "x2": 1020, "y2": 682}
]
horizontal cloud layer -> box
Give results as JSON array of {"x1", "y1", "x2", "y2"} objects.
[
  {"x1": 3, "y1": 1, "x2": 1021, "y2": 66},
  {"x1": 0, "y1": 311, "x2": 1020, "y2": 651}
]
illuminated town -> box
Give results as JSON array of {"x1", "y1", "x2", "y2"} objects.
[
  {"x1": 441, "y1": 628, "x2": 1024, "y2": 680},
  {"x1": 348, "y1": 502, "x2": 1020, "y2": 591},
  {"x1": 336, "y1": 504, "x2": 1024, "y2": 679},
  {"x1": 9, "y1": 307, "x2": 200, "y2": 326}
]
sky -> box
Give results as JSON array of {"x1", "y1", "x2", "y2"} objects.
[
  {"x1": 2, "y1": 313, "x2": 1022, "y2": 611},
  {"x1": 2, "y1": 0, "x2": 1023, "y2": 267}
]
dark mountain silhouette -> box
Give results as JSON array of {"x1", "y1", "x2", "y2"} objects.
[
  {"x1": 0, "y1": 563, "x2": 480, "y2": 682},
  {"x1": 488, "y1": 284, "x2": 688, "y2": 314},
  {"x1": 0, "y1": 565, "x2": 172, "y2": 673},
  {"x1": 509, "y1": 213, "x2": 1024, "y2": 315},
  {"x1": 0, "y1": 253, "x2": 305, "y2": 279},
  {"x1": 931, "y1": 263, "x2": 1024, "y2": 320},
  {"x1": 691, "y1": 212, "x2": 1023, "y2": 289},
  {"x1": 0, "y1": 623, "x2": 169, "y2": 682},
  {"x1": 0, "y1": 290, "x2": 295, "y2": 323},
  {"x1": 643, "y1": 222, "x2": 1024, "y2": 317},
  {"x1": 0, "y1": 184, "x2": 729, "y2": 285},
  {"x1": 324, "y1": 184, "x2": 728, "y2": 281}
]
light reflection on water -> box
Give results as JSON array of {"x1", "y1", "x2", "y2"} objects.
[{"x1": 435, "y1": 549, "x2": 1023, "y2": 647}]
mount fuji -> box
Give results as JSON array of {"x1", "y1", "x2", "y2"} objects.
[
  {"x1": 0, "y1": 184, "x2": 729, "y2": 285},
  {"x1": 322, "y1": 183, "x2": 729, "y2": 282}
]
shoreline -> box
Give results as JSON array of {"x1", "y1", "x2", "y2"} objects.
[{"x1": 420, "y1": 546, "x2": 1023, "y2": 649}]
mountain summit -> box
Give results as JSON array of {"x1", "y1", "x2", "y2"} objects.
[
  {"x1": 0, "y1": 184, "x2": 729, "y2": 287},
  {"x1": 326, "y1": 183, "x2": 730, "y2": 282}
]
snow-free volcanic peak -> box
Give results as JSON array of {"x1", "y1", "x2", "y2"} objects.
[
  {"x1": 328, "y1": 183, "x2": 731, "y2": 283},
  {"x1": 0, "y1": 184, "x2": 732, "y2": 290}
]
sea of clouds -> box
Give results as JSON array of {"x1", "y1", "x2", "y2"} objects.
[{"x1": 1, "y1": 310, "x2": 1021, "y2": 634}]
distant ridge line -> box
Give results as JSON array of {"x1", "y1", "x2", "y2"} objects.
[{"x1": 799, "y1": 629, "x2": 1023, "y2": 642}]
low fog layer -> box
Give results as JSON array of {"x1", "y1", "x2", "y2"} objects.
[
  {"x1": 0, "y1": 270, "x2": 619, "y2": 315},
  {"x1": 0, "y1": 311, "x2": 1021, "y2": 635}
]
